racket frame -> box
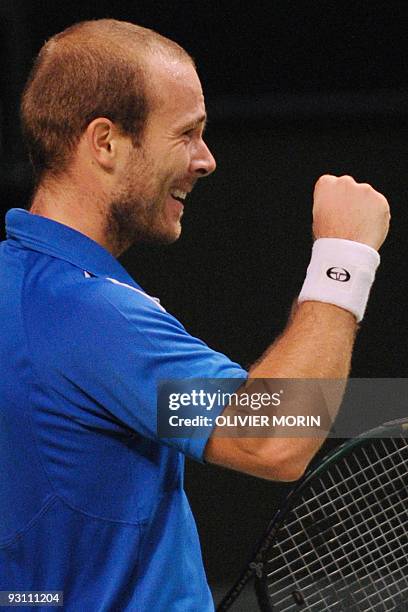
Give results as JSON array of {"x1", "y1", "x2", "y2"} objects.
[{"x1": 216, "y1": 417, "x2": 408, "y2": 612}]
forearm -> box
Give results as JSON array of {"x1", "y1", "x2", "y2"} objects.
[
  {"x1": 205, "y1": 175, "x2": 389, "y2": 481},
  {"x1": 250, "y1": 300, "x2": 357, "y2": 379},
  {"x1": 205, "y1": 302, "x2": 356, "y2": 481}
]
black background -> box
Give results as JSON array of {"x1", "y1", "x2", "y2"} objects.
[{"x1": 2, "y1": 0, "x2": 408, "y2": 589}]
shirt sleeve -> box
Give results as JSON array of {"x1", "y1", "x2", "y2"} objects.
[{"x1": 27, "y1": 275, "x2": 247, "y2": 461}]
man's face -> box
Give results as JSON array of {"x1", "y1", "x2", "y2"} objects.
[{"x1": 107, "y1": 55, "x2": 216, "y2": 252}]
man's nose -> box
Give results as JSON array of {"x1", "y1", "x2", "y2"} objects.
[{"x1": 191, "y1": 139, "x2": 216, "y2": 177}]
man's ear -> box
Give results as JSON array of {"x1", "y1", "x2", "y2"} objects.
[{"x1": 85, "y1": 118, "x2": 121, "y2": 171}]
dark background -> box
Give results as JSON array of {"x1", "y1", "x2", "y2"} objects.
[{"x1": 2, "y1": 0, "x2": 408, "y2": 596}]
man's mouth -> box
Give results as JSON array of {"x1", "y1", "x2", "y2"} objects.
[{"x1": 170, "y1": 189, "x2": 188, "y2": 204}]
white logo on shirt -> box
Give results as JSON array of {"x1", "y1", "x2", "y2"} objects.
[
  {"x1": 83, "y1": 271, "x2": 166, "y2": 312},
  {"x1": 105, "y1": 277, "x2": 166, "y2": 312}
]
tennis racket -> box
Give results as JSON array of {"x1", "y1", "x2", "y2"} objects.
[{"x1": 216, "y1": 418, "x2": 408, "y2": 611}]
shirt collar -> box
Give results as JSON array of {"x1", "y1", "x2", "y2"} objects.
[{"x1": 5, "y1": 208, "x2": 139, "y2": 286}]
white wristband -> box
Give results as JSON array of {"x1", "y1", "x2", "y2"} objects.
[{"x1": 298, "y1": 238, "x2": 380, "y2": 322}]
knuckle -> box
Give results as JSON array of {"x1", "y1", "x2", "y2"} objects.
[
  {"x1": 375, "y1": 193, "x2": 389, "y2": 209},
  {"x1": 338, "y1": 175, "x2": 355, "y2": 183},
  {"x1": 315, "y1": 174, "x2": 336, "y2": 187}
]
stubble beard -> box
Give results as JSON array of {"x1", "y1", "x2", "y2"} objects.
[{"x1": 105, "y1": 156, "x2": 180, "y2": 256}]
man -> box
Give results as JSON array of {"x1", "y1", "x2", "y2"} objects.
[{"x1": 0, "y1": 19, "x2": 389, "y2": 612}]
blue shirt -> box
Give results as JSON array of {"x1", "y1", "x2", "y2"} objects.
[{"x1": 0, "y1": 209, "x2": 247, "y2": 611}]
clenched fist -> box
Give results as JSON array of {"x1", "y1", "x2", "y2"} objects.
[{"x1": 313, "y1": 175, "x2": 390, "y2": 251}]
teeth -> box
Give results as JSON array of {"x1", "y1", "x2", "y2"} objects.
[{"x1": 171, "y1": 189, "x2": 187, "y2": 201}]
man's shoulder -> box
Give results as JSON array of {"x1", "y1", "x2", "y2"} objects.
[
  {"x1": 23, "y1": 256, "x2": 168, "y2": 328},
  {"x1": 89, "y1": 275, "x2": 167, "y2": 315}
]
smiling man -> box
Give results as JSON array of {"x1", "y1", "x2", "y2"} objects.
[
  {"x1": 0, "y1": 18, "x2": 389, "y2": 612},
  {"x1": 24, "y1": 21, "x2": 214, "y2": 253}
]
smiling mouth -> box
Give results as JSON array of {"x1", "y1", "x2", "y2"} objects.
[{"x1": 170, "y1": 189, "x2": 188, "y2": 203}]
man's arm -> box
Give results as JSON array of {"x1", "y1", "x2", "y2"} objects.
[{"x1": 204, "y1": 175, "x2": 390, "y2": 481}]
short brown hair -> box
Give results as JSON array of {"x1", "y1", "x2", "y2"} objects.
[{"x1": 21, "y1": 19, "x2": 192, "y2": 185}]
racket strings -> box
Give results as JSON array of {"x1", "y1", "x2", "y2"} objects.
[
  {"x1": 327, "y1": 457, "x2": 406, "y2": 610},
  {"x1": 276, "y1": 496, "x2": 407, "y2": 605},
  {"x1": 270, "y1": 456, "x2": 408, "y2": 546},
  {"x1": 264, "y1": 435, "x2": 408, "y2": 611},
  {"x1": 292, "y1": 443, "x2": 406, "y2": 517},
  {"x1": 270, "y1": 440, "x2": 408, "y2": 608},
  {"x1": 268, "y1": 503, "x2": 407, "y2": 603},
  {"x1": 348, "y1": 443, "x2": 408, "y2": 607},
  {"x1": 270, "y1": 444, "x2": 408, "y2": 609}
]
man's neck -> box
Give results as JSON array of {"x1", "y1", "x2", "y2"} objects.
[{"x1": 30, "y1": 182, "x2": 113, "y2": 255}]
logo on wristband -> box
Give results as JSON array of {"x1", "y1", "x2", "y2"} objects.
[{"x1": 326, "y1": 267, "x2": 351, "y2": 282}]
